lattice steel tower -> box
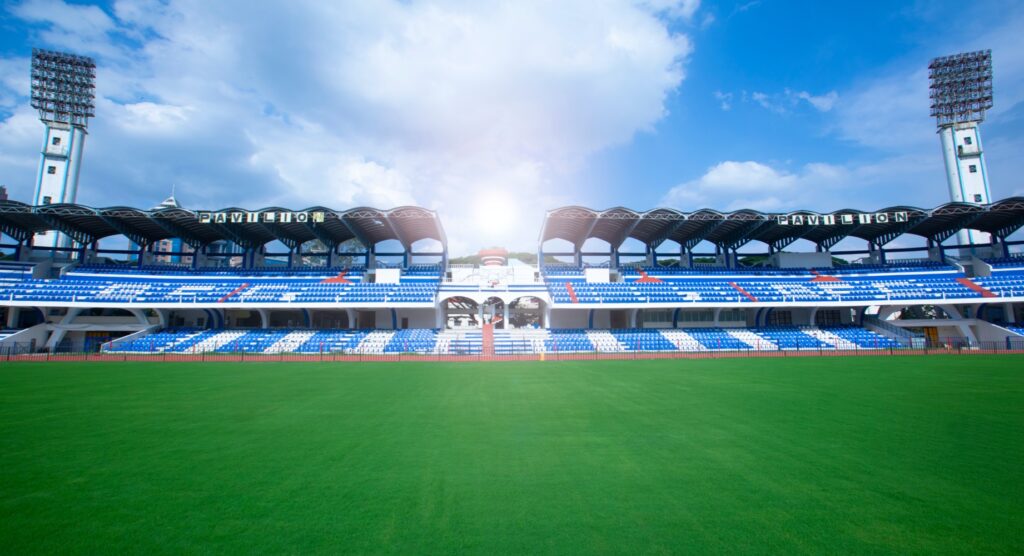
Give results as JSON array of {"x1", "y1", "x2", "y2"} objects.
[
  {"x1": 30, "y1": 48, "x2": 96, "y2": 249},
  {"x1": 929, "y1": 50, "x2": 993, "y2": 247}
]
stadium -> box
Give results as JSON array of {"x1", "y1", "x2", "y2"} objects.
[
  {"x1": 3, "y1": 197, "x2": 1024, "y2": 358},
  {"x1": 2, "y1": 7, "x2": 1023, "y2": 555}
]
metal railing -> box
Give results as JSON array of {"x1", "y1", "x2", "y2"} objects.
[{"x1": 5, "y1": 338, "x2": 1024, "y2": 362}]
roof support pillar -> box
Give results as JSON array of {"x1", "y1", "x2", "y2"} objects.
[{"x1": 992, "y1": 233, "x2": 1010, "y2": 259}]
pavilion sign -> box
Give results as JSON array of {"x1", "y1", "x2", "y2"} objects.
[
  {"x1": 775, "y1": 211, "x2": 910, "y2": 226},
  {"x1": 196, "y1": 210, "x2": 327, "y2": 224}
]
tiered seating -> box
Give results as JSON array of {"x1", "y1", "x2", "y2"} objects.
[
  {"x1": 73, "y1": 264, "x2": 362, "y2": 277},
  {"x1": 618, "y1": 260, "x2": 955, "y2": 276},
  {"x1": 683, "y1": 328, "x2": 754, "y2": 350},
  {"x1": 982, "y1": 257, "x2": 1024, "y2": 270},
  {"x1": 586, "y1": 330, "x2": 625, "y2": 352},
  {"x1": 609, "y1": 329, "x2": 677, "y2": 351},
  {"x1": 214, "y1": 329, "x2": 292, "y2": 353},
  {"x1": 971, "y1": 272, "x2": 1024, "y2": 298},
  {"x1": 435, "y1": 329, "x2": 482, "y2": 354},
  {"x1": 100, "y1": 326, "x2": 905, "y2": 354},
  {"x1": 543, "y1": 264, "x2": 982, "y2": 304},
  {"x1": 294, "y1": 330, "x2": 370, "y2": 353},
  {"x1": 751, "y1": 327, "x2": 829, "y2": 349},
  {"x1": 166, "y1": 329, "x2": 245, "y2": 352},
  {"x1": 544, "y1": 329, "x2": 595, "y2": 352},
  {"x1": 493, "y1": 329, "x2": 550, "y2": 354},
  {"x1": 0, "y1": 329, "x2": 22, "y2": 341},
  {"x1": 354, "y1": 331, "x2": 396, "y2": 354},
  {"x1": 402, "y1": 264, "x2": 443, "y2": 279},
  {"x1": 385, "y1": 329, "x2": 440, "y2": 353},
  {"x1": 817, "y1": 326, "x2": 902, "y2": 348},
  {"x1": 0, "y1": 262, "x2": 33, "y2": 282},
  {"x1": 1004, "y1": 325, "x2": 1024, "y2": 336},
  {"x1": 106, "y1": 327, "x2": 203, "y2": 352},
  {"x1": 0, "y1": 264, "x2": 440, "y2": 304}
]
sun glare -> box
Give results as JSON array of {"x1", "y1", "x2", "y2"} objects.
[{"x1": 473, "y1": 191, "x2": 516, "y2": 239}]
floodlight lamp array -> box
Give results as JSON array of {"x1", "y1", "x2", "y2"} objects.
[
  {"x1": 928, "y1": 49, "x2": 993, "y2": 126},
  {"x1": 30, "y1": 48, "x2": 96, "y2": 127}
]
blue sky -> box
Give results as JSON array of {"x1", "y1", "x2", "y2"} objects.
[{"x1": 1, "y1": 0, "x2": 1023, "y2": 255}]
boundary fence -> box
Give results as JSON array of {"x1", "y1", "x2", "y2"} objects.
[{"x1": 4, "y1": 340, "x2": 1024, "y2": 363}]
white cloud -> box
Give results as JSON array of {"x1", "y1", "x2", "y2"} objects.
[
  {"x1": 661, "y1": 156, "x2": 951, "y2": 213},
  {"x1": 0, "y1": 57, "x2": 30, "y2": 108},
  {"x1": 834, "y1": 68, "x2": 934, "y2": 150},
  {"x1": 662, "y1": 161, "x2": 806, "y2": 210},
  {"x1": 699, "y1": 12, "x2": 716, "y2": 29},
  {"x1": 796, "y1": 90, "x2": 838, "y2": 112},
  {"x1": 636, "y1": 0, "x2": 701, "y2": 20},
  {"x1": 834, "y1": 10, "x2": 1024, "y2": 152},
  {"x1": 750, "y1": 91, "x2": 782, "y2": 113},
  {"x1": 821, "y1": 10, "x2": 1024, "y2": 213},
  {"x1": 0, "y1": 0, "x2": 694, "y2": 254},
  {"x1": 743, "y1": 89, "x2": 839, "y2": 114},
  {"x1": 713, "y1": 90, "x2": 732, "y2": 110},
  {"x1": 10, "y1": 0, "x2": 124, "y2": 58},
  {"x1": 113, "y1": 101, "x2": 193, "y2": 133},
  {"x1": 11, "y1": 0, "x2": 115, "y2": 37},
  {"x1": 0, "y1": 107, "x2": 40, "y2": 177}
]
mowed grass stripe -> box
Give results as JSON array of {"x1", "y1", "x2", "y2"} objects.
[{"x1": 1, "y1": 356, "x2": 1022, "y2": 554}]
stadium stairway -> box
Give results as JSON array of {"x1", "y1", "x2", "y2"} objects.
[
  {"x1": 482, "y1": 323, "x2": 495, "y2": 356},
  {"x1": 956, "y1": 277, "x2": 998, "y2": 298},
  {"x1": 435, "y1": 329, "x2": 483, "y2": 354}
]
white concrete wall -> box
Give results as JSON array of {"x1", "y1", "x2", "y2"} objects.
[
  {"x1": 549, "y1": 310, "x2": 590, "y2": 329},
  {"x1": 397, "y1": 308, "x2": 436, "y2": 329},
  {"x1": 772, "y1": 251, "x2": 832, "y2": 269},
  {"x1": 974, "y1": 320, "x2": 1023, "y2": 343},
  {"x1": 0, "y1": 323, "x2": 49, "y2": 350},
  {"x1": 585, "y1": 268, "x2": 610, "y2": 283}
]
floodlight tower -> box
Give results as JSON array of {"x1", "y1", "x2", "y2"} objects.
[
  {"x1": 29, "y1": 48, "x2": 96, "y2": 249},
  {"x1": 928, "y1": 49, "x2": 993, "y2": 248}
]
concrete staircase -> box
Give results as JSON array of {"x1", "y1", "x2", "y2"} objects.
[{"x1": 482, "y1": 323, "x2": 495, "y2": 356}]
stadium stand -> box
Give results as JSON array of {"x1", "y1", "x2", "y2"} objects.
[
  {"x1": 0, "y1": 265, "x2": 440, "y2": 304},
  {"x1": 102, "y1": 325, "x2": 905, "y2": 355},
  {"x1": 2, "y1": 199, "x2": 1024, "y2": 356},
  {"x1": 982, "y1": 257, "x2": 1024, "y2": 270},
  {"x1": 543, "y1": 264, "x2": 981, "y2": 304}
]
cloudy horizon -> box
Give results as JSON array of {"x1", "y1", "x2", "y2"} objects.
[{"x1": 1, "y1": 0, "x2": 1023, "y2": 255}]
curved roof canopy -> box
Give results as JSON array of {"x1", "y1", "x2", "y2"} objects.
[
  {"x1": 0, "y1": 202, "x2": 446, "y2": 251},
  {"x1": 539, "y1": 197, "x2": 1024, "y2": 251}
]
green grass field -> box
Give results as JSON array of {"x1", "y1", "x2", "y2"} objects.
[{"x1": 2, "y1": 356, "x2": 1022, "y2": 555}]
